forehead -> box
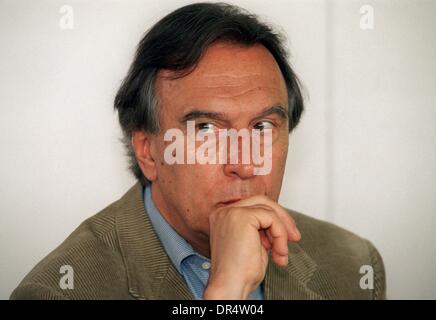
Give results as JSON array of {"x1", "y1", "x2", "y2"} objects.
[{"x1": 155, "y1": 42, "x2": 288, "y2": 118}]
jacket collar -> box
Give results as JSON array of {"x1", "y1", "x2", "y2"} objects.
[{"x1": 115, "y1": 182, "x2": 322, "y2": 300}]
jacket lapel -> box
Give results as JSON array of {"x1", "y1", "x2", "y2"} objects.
[
  {"x1": 264, "y1": 241, "x2": 323, "y2": 299},
  {"x1": 115, "y1": 182, "x2": 193, "y2": 299}
]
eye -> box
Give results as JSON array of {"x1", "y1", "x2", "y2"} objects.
[
  {"x1": 196, "y1": 122, "x2": 217, "y2": 133},
  {"x1": 253, "y1": 120, "x2": 274, "y2": 131}
]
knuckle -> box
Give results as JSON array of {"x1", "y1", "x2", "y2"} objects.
[{"x1": 255, "y1": 204, "x2": 275, "y2": 213}]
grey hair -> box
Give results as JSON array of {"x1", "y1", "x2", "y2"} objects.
[{"x1": 119, "y1": 69, "x2": 160, "y2": 186}]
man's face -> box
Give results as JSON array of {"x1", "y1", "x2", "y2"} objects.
[{"x1": 146, "y1": 42, "x2": 289, "y2": 242}]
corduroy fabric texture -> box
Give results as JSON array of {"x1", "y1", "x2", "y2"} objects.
[{"x1": 10, "y1": 182, "x2": 386, "y2": 300}]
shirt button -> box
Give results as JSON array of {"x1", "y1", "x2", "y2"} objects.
[{"x1": 201, "y1": 261, "x2": 211, "y2": 270}]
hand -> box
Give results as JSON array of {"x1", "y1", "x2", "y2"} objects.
[{"x1": 203, "y1": 195, "x2": 301, "y2": 300}]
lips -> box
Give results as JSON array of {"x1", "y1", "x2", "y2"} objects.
[{"x1": 218, "y1": 199, "x2": 242, "y2": 206}]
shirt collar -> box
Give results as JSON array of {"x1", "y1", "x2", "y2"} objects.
[{"x1": 144, "y1": 184, "x2": 208, "y2": 273}]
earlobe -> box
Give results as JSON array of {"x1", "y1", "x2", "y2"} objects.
[{"x1": 131, "y1": 131, "x2": 158, "y2": 182}]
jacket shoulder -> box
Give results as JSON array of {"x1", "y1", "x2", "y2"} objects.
[
  {"x1": 288, "y1": 209, "x2": 386, "y2": 299},
  {"x1": 10, "y1": 198, "x2": 130, "y2": 300}
]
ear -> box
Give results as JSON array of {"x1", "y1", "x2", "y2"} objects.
[{"x1": 131, "y1": 130, "x2": 157, "y2": 182}]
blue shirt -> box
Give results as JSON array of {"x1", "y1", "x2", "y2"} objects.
[{"x1": 144, "y1": 185, "x2": 264, "y2": 300}]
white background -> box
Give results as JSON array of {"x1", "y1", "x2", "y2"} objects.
[{"x1": 0, "y1": 0, "x2": 435, "y2": 299}]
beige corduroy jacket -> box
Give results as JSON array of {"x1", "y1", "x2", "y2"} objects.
[{"x1": 10, "y1": 183, "x2": 386, "y2": 300}]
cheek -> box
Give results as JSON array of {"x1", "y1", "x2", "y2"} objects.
[
  {"x1": 276, "y1": 146, "x2": 288, "y2": 170},
  {"x1": 157, "y1": 161, "x2": 220, "y2": 191},
  {"x1": 272, "y1": 133, "x2": 288, "y2": 168},
  {"x1": 267, "y1": 137, "x2": 288, "y2": 195}
]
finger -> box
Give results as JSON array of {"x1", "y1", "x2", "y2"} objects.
[
  {"x1": 250, "y1": 209, "x2": 289, "y2": 267},
  {"x1": 259, "y1": 230, "x2": 271, "y2": 250},
  {"x1": 264, "y1": 228, "x2": 287, "y2": 266},
  {"x1": 263, "y1": 201, "x2": 300, "y2": 241},
  {"x1": 245, "y1": 204, "x2": 293, "y2": 245},
  {"x1": 265, "y1": 228, "x2": 273, "y2": 244},
  {"x1": 233, "y1": 196, "x2": 300, "y2": 242}
]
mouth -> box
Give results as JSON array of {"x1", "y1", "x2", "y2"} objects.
[{"x1": 217, "y1": 198, "x2": 242, "y2": 206}]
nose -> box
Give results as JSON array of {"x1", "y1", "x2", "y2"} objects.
[
  {"x1": 223, "y1": 162, "x2": 255, "y2": 179},
  {"x1": 222, "y1": 135, "x2": 255, "y2": 180}
]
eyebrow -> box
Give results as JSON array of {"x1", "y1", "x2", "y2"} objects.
[
  {"x1": 257, "y1": 105, "x2": 288, "y2": 120},
  {"x1": 180, "y1": 110, "x2": 227, "y2": 123},
  {"x1": 179, "y1": 105, "x2": 288, "y2": 124}
]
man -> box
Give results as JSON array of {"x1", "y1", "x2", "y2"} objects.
[{"x1": 11, "y1": 2, "x2": 386, "y2": 300}]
